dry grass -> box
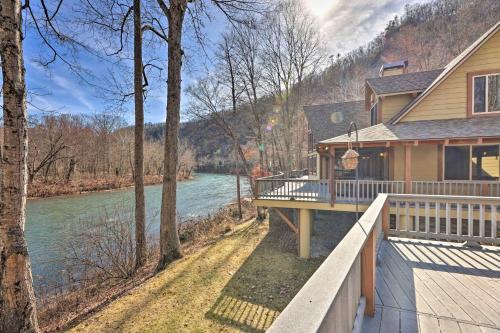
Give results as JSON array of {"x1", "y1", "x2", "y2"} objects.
[
  {"x1": 38, "y1": 200, "x2": 256, "y2": 332},
  {"x1": 67, "y1": 219, "x2": 323, "y2": 333}
]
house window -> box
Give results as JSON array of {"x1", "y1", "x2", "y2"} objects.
[
  {"x1": 444, "y1": 146, "x2": 470, "y2": 180},
  {"x1": 444, "y1": 144, "x2": 500, "y2": 181},
  {"x1": 473, "y1": 73, "x2": 500, "y2": 114},
  {"x1": 370, "y1": 103, "x2": 378, "y2": 125},
  {"x1": 472, "y1": 145, "x2": 499, "y2": 180}
]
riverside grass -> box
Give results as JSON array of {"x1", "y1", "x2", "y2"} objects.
[{"x1": 68, "y1": 219, "x2": 322, "y2": 333}]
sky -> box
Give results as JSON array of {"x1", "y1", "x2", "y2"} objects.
[{"x1": 21, "y1": 0, "x2": 424, "y2": 124}]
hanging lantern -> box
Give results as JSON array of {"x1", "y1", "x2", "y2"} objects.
[{"x1": 341, "y1": 140, "x2": 359, "y2": 170}]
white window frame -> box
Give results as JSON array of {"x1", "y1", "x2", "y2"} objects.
[
  {"x1": 370, "y1": 102, "x2": 378, "y2": 126},
  {"x1": 472, "y1": 73, "x2": 500, "y2": 114}
]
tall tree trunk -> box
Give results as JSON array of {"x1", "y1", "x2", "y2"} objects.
[
  {"x1": 157, "y1": 0, "x2": 184, "y2": 270},
  {"x1": 65, "y1": 158, "x2": 76, "y2": 183},
  {"x1": 133, "y1": 0, "x2": 146, "y2": 269},
  {"x1": 0, "y1": 1, "x2": 39, "y2": 331},
  {"x1": 234, "y1": 141, "x2": 242, "y2": 220}
]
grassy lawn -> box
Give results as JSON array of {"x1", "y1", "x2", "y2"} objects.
[{"x1": 68, "y1": 219, "x2": 323, "y2": 333}]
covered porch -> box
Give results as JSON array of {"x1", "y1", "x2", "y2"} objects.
[{"x1": 255, "y1": 117, "x2": 500, "y2": 206}]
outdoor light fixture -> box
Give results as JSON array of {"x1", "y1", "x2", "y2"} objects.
[
  {"x1": 341, "y1": 124, "x2": 359, "y2": 170},
  {"x1": 343, "y1": 122, "x2": 359, "y2": 220}
]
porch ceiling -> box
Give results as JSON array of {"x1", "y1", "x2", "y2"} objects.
[{"x1": 320, "y1": 117, "x2": 500, "y2": 146}]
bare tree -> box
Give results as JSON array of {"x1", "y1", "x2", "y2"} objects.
[
  {"x1": 0, "y1": 1, "x2": 39, "y2": 331},
  {"x1": 133, "y1": 0, "x2": 146, "y2": 269},
  {"x1": 233, "y1": 22, "x2": 266, "y2": 175},
  {"x1": 260, "y1": 0, "x2": 323, "y2": 171},
  {"x1": 155, "y1": 0, "x2": 265, "y2": 271},
  {"x1": 187, "y1": 76, "x2": 255, "y2": 195}
]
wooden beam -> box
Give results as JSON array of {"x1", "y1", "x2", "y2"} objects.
[
  {"x1": 329, "y1": 148, "x2": 336, "y2": 207},
  {"x1": 361, "y1": 229, "x2": 375, "y2": 316},
  {"x1": 437, "y1": 144, "x2": 443, "y2": 181},
  {"x1": 382, "y1": 201, "x2": 389, "y2": 240},
  {"x1": 298, "y1": 209, "x2": 311, "y2": 259},
  {"x1": 274, "y1": 208, "x2": 298, "y2": 234},
  {"x1": 385, "y1": 142, "x2": 390, "y2": 147},
  {"x1": 413, "y1": 140, "x2": 419, "y2": 146},
  {"x1": 404, "y1": 144, "x2": 412, "y2": 193}
]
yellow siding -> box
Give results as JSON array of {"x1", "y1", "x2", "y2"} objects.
[
  {"x1": 401, "y1": 30, "x2": 500, "y2": 122},
  {"x1": 381, "y1": 94, "x2": 414, "y2": 123},
  {"x1": 392, "y1": 145, "x2": 439, "y2": 181}
]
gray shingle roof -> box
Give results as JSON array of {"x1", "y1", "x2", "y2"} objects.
[
  {"x1": 366, "y1": 69, "x2": 444, "y2": 95},
  {"x1": 303, "y1": 101, "x2": 369, "y2": 143},
  {"x1": 320, "y1": 117, "x2": 500, "y2": 144}
]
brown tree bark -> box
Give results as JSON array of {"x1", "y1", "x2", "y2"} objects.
[
  {"x1": 157, "y1": 0, "x2": 184, "y2": 270},
  {"x1": 133, "y1": 0, "x2": 146, "y2": 269},
  {"x1": 234, "y1": 141, "x2": 242, "y2": 220},
  {"x1": 0, "y1": 0, "x2": 40, "y2": 331}
]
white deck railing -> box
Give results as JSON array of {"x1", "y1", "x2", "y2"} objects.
[
  {"x1": 335, "y1": 180, "x2": 405, "y2": 202},
  {"x1": 388, "y1": 194, "x2": 499, "y2": 245},
  {"x1": 255, "y1": 178, "x2": 500, "y2": 203}
]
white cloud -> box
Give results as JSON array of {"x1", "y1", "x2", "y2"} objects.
[
  {"x1": 50, "y1": 74, "x2": 96, "y2": 112},
  {"x1": 302, "y1": 0, "x2": 423, "y2": 54}
]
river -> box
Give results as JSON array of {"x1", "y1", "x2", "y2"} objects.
[{"x1": 26, "y1": 173, "x2": 250, "y2": 292}]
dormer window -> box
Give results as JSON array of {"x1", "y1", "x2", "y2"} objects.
[
  {"x1": 370, "y1": 103, "x2": 378, "y2": 125},
  {"x1": 472, "y1": 73, "x2": 500, "y2": 114}
]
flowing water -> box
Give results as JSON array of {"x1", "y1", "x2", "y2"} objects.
[{"x1": 26, "y1": 173, "x2": 249, "y2": 292}]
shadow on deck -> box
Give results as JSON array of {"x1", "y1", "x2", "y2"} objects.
[{"x1": 363, "y1": 238, "x2": 500, "y2": 333}]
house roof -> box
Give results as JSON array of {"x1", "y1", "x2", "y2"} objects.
[
  {"x1": 389, "y1": 20, "x2": 500, "y2": 124},
  {"x1": 303, "y1": 100, "x2": 369, "y2": 142},
  {"x1": 319, "y1": 117, "x2": 500, "y2": 144},
  {"x1": 366, "y1": 69, "x2": 444, "y2": 95}
]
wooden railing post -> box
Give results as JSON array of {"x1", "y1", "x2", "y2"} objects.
[
  {"x1": 329, "y1": 148, "x2": 336, "y2": 206},
  {"x1": 361, "y1": 228, "x2": 375, "y2": 317},
  {"x1": 382, "y1": 200, "x2": 389, "y2": 240},
  {"x1": 404, "y1": 144, "x2": 412, "y2": 194}
]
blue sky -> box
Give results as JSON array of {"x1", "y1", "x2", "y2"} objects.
[{"x1": 21, "y1": 0, "x2": 423, "y2": 124}]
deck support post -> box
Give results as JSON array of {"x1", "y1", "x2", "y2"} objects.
[
  {"x1": 298, "y1": 209, "x2": 312, "y2": 259},
  {"x1": 404, "y1": 144, "x2": 412, "y2": 194},
  {"x1": 361, "y1": 229, "x2": 376, "y2": 316}
]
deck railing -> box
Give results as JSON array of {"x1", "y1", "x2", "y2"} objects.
[
  {"x1": 411, "y1": 180, "x2": 500, "y2": 196},
  {"x1": 388, "y1": 194, "x2": 499, "y2": 244},
  {"x1": 266, "y1": 194, "x2": 387, "y2": 333},
  {"x1": 256, "y1": 177, "x2": 330, "y2": 201},
  {"x1": 266, "y1": 193, "x2": 499, "y2": 333},
  {"x1": 335, "y1": 180, "x2": 405, "y2": 202},
  {"x1": 255, "y1": 177, "x2": 500, "y2": 203}
]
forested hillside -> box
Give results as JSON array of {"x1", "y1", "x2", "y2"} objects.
[
  {"x1": 25, "y1": 0, "x2": 500, "y2": 184},
  {"x1": 175, "y1": 0, "x2": 500, "y2": 164}
]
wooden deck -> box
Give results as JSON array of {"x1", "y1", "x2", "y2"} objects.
[{"x1": 363, "y1": 238, "x2": 500, "y2": 333}]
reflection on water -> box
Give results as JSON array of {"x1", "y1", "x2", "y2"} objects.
[{"x1": 26, "y1": 173, "x2": 249, "y2": 291}]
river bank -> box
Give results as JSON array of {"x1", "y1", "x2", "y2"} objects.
[
  {"x1": 28, "y1": 174, "x2": 197, "y2": 199},
  {"x1": 27, "y1": 174, "x2": 251, "y2": 294},
  {"x1": 38, "y1": 200, "x2": 259, "y2": 332}
]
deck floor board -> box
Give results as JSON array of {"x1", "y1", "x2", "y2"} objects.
[{"x1": 362, "y1": 238, "x2": 500, "y2": 333}]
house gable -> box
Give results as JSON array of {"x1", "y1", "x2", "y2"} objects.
[{"x1": 396, "y1": 22, "x2": 500, "y2": 123}]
